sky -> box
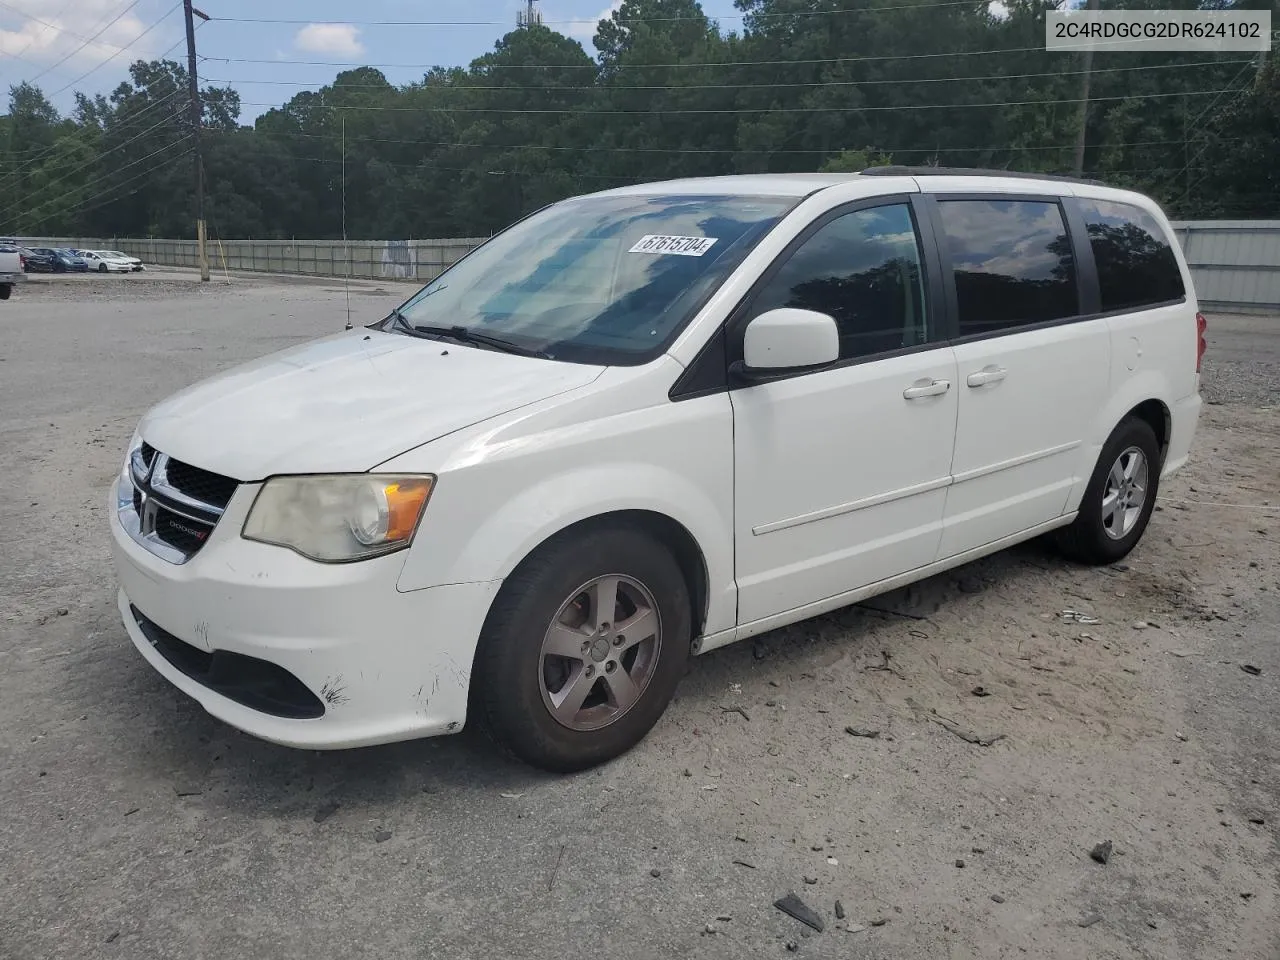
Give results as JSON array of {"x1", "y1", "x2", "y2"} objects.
[{"x1": 0, "y1": 0, "x2": 747, "y2": 122}]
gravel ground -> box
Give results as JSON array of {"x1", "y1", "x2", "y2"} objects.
[{"x1": 1, "y1": 272, "x2": 1277, "y2": 960}]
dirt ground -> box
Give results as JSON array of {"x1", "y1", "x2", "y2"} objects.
[{"x1": 1, "y1": 271, "x2": 1277, "y2": 960}]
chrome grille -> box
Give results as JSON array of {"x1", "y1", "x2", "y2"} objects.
[{"x1": 118, "y1": 445, "x2": 237, "y2": 563}]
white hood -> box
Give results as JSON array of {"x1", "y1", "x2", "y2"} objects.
[{"x1": 139, "y1": 329, "x2": 605, "y2": 480}]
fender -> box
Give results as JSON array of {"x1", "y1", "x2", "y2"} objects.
[
  {"x1": 1067, "y1": 366, "x2": 1174, "y2": 514},
  {"x1": 385, "y1": 378, "x2": 738, "y2": 639}
]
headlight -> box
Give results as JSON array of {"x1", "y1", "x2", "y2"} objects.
[
  {"x1": 120, "y1": 428, "x2": 142, "y2": 487},
  {"x1": 242, "y1": 474, "x2": 435, "y2": 562}
]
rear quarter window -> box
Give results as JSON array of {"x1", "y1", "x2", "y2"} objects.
[{"x1": 1076, "y1": 198, "x2": 1185, "y2": 312}]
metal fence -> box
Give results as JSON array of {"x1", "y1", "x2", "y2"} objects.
[
  {"x1": 18, "y1": 236, "x2": 486, "y2": 284},
  {"x1": 1170, "y1": 220, "x2": 1280, "y2": 312},
  {"x1": 19, "y1": 221, "x2": 1280, "y2": 311}
]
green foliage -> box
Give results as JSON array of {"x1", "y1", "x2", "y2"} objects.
[
  {"x1": 1, "y1": 2, "x2": 1276, "y2": 240},
  {"x1": 820, "y1": 149, "x2": 893, "y2": 173}
]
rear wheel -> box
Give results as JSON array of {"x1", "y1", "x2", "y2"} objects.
[
  {"x1": 1055, "y1": 416, "x2": 1161, "y2": 564},
  {"x1": 98, "y1": 263, "x2": 108, "y2": 273},
  {"x1": 473, "y1": 523, "x2": 691, "y2": 772},
  {"x1": 0, "y1": 284, "x2": 10, "y2": 301}
]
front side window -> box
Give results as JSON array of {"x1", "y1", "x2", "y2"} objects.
[
  {"x1": 750, "y1": 203, "x2": 930, "y2": 360},
  {"x1": 1077, "y1": 198, "x2": 1185, "y2": 312},
  {"x1": 392, "y1": 194, "x2": 794, "y2": 365},
  {"x1": 939, "y1": 199, "x2": 1078, "y2": 335}
]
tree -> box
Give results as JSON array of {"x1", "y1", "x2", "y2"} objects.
[{"x1": 0, "y1": 16, "x2": 1273, "y2": 240}]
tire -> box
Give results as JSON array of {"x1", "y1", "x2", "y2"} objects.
[
  {"x1": 0, "y1": 284, "x2": 10, "y2": 301},
  {"x1": 1055, "y1": 416, "x2": 1161, "y2": 564},
  {"x1": 98, "y1": 263, "x2": 108, "y2": 273},
  {"x1": 473, "y1": 523, "x2": 692, "y2": 772}
]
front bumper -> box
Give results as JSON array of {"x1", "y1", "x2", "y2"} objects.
[{"x1": 110, "y1": 481, "x2": 500, "y2": 749}]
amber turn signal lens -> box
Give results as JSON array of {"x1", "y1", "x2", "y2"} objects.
[{"x1": 384, "y1": 478, "x2": 435, "y2": 542}]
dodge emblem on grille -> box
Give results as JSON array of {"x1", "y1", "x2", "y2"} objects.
[{"x1": 122, "y1": 447, "x2": 227, "y2": 563}]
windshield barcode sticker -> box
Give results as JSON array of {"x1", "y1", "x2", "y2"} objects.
[{"x1": 628, "y1": 235, "x2": 719, "y2": 257}]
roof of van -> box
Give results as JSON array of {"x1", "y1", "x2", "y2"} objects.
[
  {"x1": 589, "y1": 168, "x2": 1143, "y2": 201},
  {"x1": 595, "y1": 173, "x2": 863, "y2": 199}
]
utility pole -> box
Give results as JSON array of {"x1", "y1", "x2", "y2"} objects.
[
  {"x1": 183, "y1": 0, "x2": 210, "y2": 281},
  {"x1": 1071, "y1": 0, "x2": 1101, "y2": 178}
]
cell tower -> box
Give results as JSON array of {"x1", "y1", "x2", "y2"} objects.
[{"x1": 517, "y1": 0, "x2": 543, "y2": 28}]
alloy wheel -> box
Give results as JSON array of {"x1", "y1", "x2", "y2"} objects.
[
  {"x1": 538, "y1": 575, "x2": 662, "y2": 732},
  {"x1": 1101, "y1": 445, "x2": 1148, "y2": 540}
]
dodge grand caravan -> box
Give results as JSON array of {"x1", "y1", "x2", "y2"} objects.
[{"x1": 111, "y1": 169, "x2": 1204, "y2": 771}]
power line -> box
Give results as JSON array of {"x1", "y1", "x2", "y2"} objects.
[
  {"x1": 224, "y1": 128, "x2": 1240, "y2": 158},
  {"x1": 238, "y1": 88, "x2": 1240, "y2": 116},
  {"x1": 18, "y1": 142, "x2": 192, "y2": 234},
  {"x1": 1, "y1": 117, "x2": 192, "y2": 230},
  {"x1": 2, "y1": 0, "x2": 77, "y2": 65},
  {"x1": 279, "y1": 151, "x2": 649, "y2": 183},
  {"x1": 0, "y1": 0, "x2": 150, "y2": 61},
  {"x1": 0, "y1": 30, "x2": 192, "y2": 189},
  {"x1": 0, "y1": 87, "x2": 184, "y2": 187},
  {"x1": 2, "y1": 134, "x2": 193, "y2": 231},
  {"x1": 207, "y1": 1, "x2": 1008, "y2": 28},
  {"x1": 45, "y1": 6, "x2": 185, "y2": 99},
  {"x1": 203, "y1": 58, "x2": 1250, "y2": 94},
  {"x1": 1172, "y1": 61, "x2": 1261, "y2": 199},
  {"x1": 198, "y1": 44, "x2": 1054, "y2": 72},
  {"x1": 11, "y1": 0, "x2": 149, "y2": 86}
]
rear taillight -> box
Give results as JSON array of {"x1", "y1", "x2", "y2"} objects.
[{"x1": 1196, "y1": 312, "x2": 1207, "y2": 373}]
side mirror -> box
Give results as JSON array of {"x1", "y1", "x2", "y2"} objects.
[{"x1": 736, "y1": 307, "x2": 839, "y2": 378}]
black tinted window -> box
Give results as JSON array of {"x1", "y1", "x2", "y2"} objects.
[
  {"x1": 752, "y1": 203, "x2": 929, "y2": 360},
  {"x1": 1077, "y1": 198, "x2": 1184, "y2": 311},
  {"x1": 939, "y1": 199, "x2": 1078, "y2": 334}
]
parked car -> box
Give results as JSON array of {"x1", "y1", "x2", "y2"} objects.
[
  {"x1": 0, "y1": 244, "x2": 25, "y2": 299},
  {"x1": 52, "y1": 248, "x2": 89, "y2": 271},
  {"x1": 80, "y1": 250, "x2": 135, "y2": 273},
  {"x1": 21, "y1": 248, "x2": 58, "y2": 272},
  {"x1": 102, "y1": 249, "x2": 145, "y2": 271},
  {"x1": 110, "y1": 169, "x2": 1204, "y2": 771},
  {"x1": 27, "y1": 247, "x2": 88, "y2": 272}
]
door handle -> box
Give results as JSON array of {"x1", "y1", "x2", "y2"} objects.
[
  {"x1": 903, "y1": 378, "x2": 951, "y2": 400},
  {"x1": 966, "y1": 366, "x2": 1007, "y2": 388}
]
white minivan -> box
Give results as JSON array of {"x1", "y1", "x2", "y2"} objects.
[{"x1": 111, "y1": 169, "x2": 1204, "y2": 771}]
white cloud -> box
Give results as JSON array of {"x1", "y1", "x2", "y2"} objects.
[
  {"x1": 0, "y1": 0, "x2": 168, "y2": 75},
  {"x1": 294, "y1": 23, "x2": 365, "y2": 57},
  {"x1": 562, "y1": 0, "x2": 623, "y2": 43}
]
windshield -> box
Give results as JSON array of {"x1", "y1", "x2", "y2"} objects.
[{"x1": 390, "y1": 194, "x2": 794, "y2": 365}]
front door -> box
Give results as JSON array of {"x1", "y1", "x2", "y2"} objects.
[{"x1": 731, "y1": 199, "x2": 958, "y2": 626}]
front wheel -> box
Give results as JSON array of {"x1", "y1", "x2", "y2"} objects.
[
  {"x1": 473, "y1": 524, "x2": 692, "y2": 772},
  {"x1": 1055, "y1": 416, "x2": 1161, "y2": 564},
  {"x1": 98, "y1": 263, "x2": 108, "y2": 273}
]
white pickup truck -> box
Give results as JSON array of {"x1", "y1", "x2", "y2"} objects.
[{"x1": 0, "y1": 244, "x2": 24, "y2": 300}]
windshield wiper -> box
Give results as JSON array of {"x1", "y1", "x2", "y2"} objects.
[
  {"x1": 410, "y1": 323, "x2": 550, "y2": 359},
  {"x1": 387, "y1": 306, "x2": 411, "y2": 332}
]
